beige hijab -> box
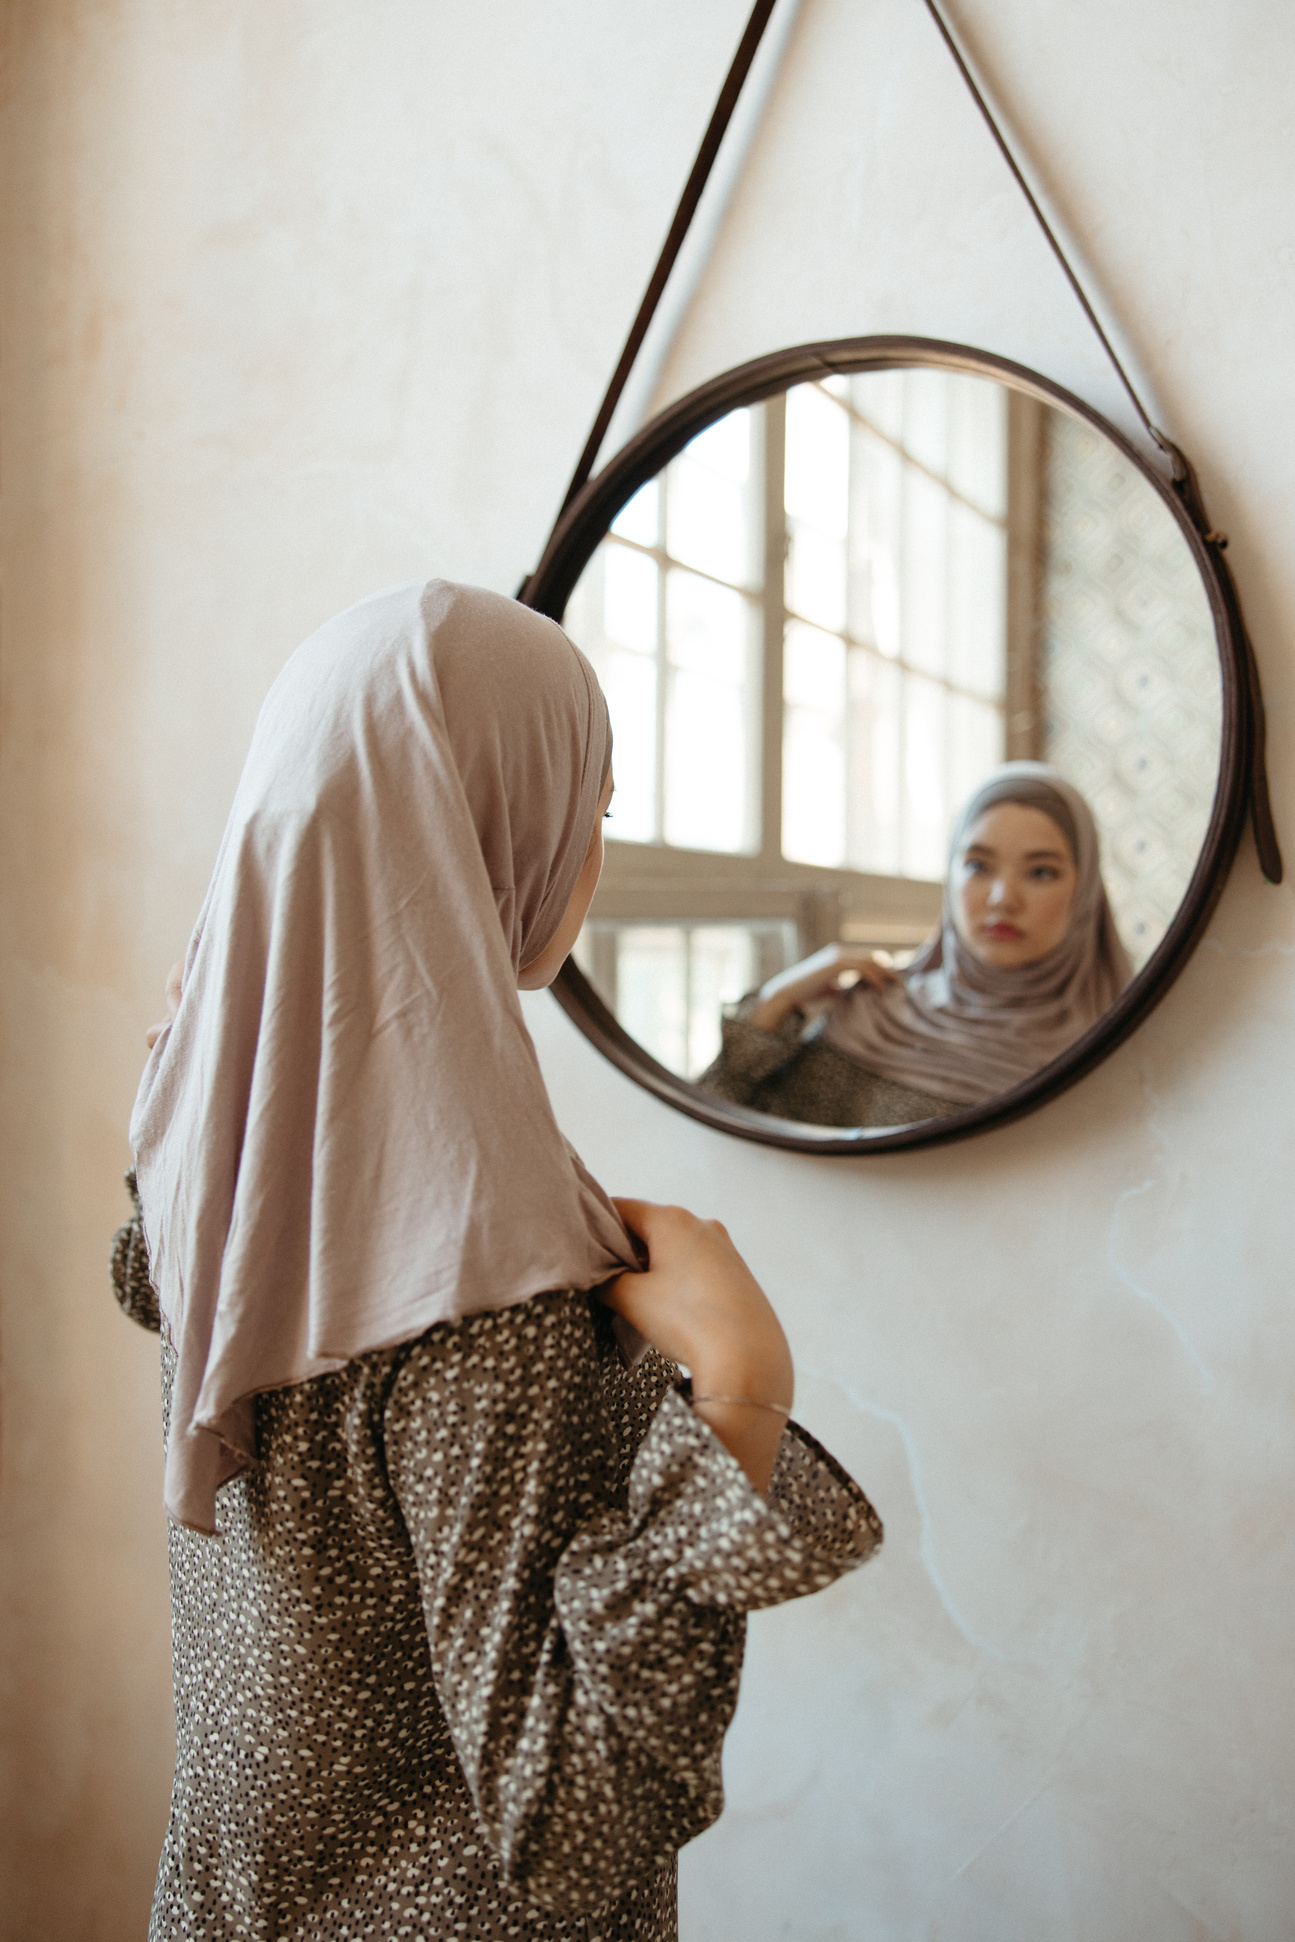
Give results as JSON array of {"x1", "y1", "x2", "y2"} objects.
[
  {"x1": 132, "y1": 580, "x2": 639, "y2": 1533},
  {"x1": 823, "y1": 762, "x2": 1133, "y2": 1108}
]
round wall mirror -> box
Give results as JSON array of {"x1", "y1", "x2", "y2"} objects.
[{"x1": 526, "y1": 338, "x2": 1247, "y2": 1151}]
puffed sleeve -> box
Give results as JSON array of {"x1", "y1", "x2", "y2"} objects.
[
  {"x1": 111, "y1": 1169, "x2": 162, "y2": 1332},
  {"x1": 383, "y1": 1288, "x2": 880, "y2": 1915},
  {"x1": 696, "y1": 993, "x2": 810, "y2": 1106}
]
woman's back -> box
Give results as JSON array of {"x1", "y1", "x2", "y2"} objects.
[
  {"x1": 148, "y1": 1278, "x2": 878, "y2": 1940},
  {"x1": 126, "y1": 582, "x2": 882, "y2": 1938}
]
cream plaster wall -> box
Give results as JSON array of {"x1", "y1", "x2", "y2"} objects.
[{"x1": 1, "y1": 3, "x2": 1292, "y2": 1938}]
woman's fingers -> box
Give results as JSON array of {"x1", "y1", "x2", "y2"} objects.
[
  {"x1": 794, "y1": 958, "x2": 896, "y2": 1004},
  {"x1": 791, "y1": 946, "x2": 899, "y2": 996},
  {"x1": 611, "y1": 1195, "x2": 652, "y2": 1238},
  {"x1": 605, "y1": 1197, "x2": 794, "y2": 1491},
  {"x1": 834, "y1": 947, "x2": 898, "y2": 981},
  {"x1": 844, "y1": 958, "x2": 898, "y2": 989},
  {"x1": 606, "y1": 1198, "x2": 790, "y2": 1368},
  {"x1": 610, "y1": 1197, "x2": 702, "y2": 1270},
  {"x1": 144, "y1": 961, "x2": 185, "y2": 1048}
]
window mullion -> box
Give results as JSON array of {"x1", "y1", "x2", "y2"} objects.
[
  {"x1": 760, "y1": 393, "x2": 787, "y2": 867},
  {"x1": 655, "y1": 476, "x2": 669, "y2": 843},
  {"x1": 1006, "y1": 389, "x2": 1043, "y2": 760}
]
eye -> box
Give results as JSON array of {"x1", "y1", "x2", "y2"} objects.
[{"x1": 1029, "y1": 865, "x2": 1060, "y2": 881}]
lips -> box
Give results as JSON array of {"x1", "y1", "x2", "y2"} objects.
[{"x1": 982, "y1": 923, "x2": 1023, "y2": 940}]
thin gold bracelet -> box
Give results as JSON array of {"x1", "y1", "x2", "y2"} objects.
[{"x1": 690, "y1": 1393, "x2": 791, "y2": 1419}]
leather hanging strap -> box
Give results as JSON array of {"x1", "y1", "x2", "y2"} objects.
[
  {"x1": 518, "y1": 0, "x2": 779, "y2": 608},
  {"x1": 520, "y1": 0, "x2": 1281, "y2": 884},
  {"x1": 554, "y1": 0, "x2": 779, "y2": 523},
  {"x1": 923, "y1": 0, "x2": 1281, "y2": 882}
]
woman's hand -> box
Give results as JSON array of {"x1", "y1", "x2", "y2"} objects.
[
  {"x1": 747, "y1": 942, "x2": 898, "y2": 1032},
  {"x1": 606, "y1": 1199, "x2": 793, "y2": 1493},
  {"x1": 145, "y1": 962, "x2": 184, "y2": 1049}
]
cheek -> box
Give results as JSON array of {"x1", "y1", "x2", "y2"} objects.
[
  {"x1": 1036, "y1": 880, "x2": 1076, "y2": 938},
  {"x1": 951, "y1": 876, "x2": 981, "y2": 941}
]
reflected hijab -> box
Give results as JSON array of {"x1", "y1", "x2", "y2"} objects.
[
  {"x1": 822, "y1": 763, "x2": 1133, "y2": 1107},
  {"x1": 131, "y1": 580, "x2": 639, "y2": 1532}
]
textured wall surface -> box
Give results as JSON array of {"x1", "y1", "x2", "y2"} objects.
[
  {"x1": 1040, "y1": 410, "x2": 1221, "y2": 969},
  {"x1": 2, "y1": 3, "x2": 1293, "y2": 1938}
]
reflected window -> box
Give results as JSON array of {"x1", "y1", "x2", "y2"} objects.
[
  {"x1": 560, "y1": 363, "x2": 1222, "y2": 1082},
  {"x1": 781, "y1": 372, "x2": 1008, "y2": 880},
  {"x1": 566, "y1": 371, "x2": 1009, "y2": 881},
  {"x1": 564, "y1": 371, "x2": 1028, "y2": 1035},
  {"x1": 573, "y1": 920, "x2": 798, "y2": 1080},
  {"x1": 565, "y1": 411, "x2": 762, "y2": 855}
]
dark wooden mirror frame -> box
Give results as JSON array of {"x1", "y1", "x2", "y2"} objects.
[{"x1": 524, "y1": 334, "x2": 1252, "y2": 1152}]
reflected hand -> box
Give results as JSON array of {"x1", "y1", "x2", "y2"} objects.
[
  {"x1": 606, "y1": 1198, "x2": 793, "y2": 1492},
  {"x1": 747, "y1": 942, "x2": 898, "y2": 1032},
  {"x1": 145, "y1": 962, "x2": 184, "y2": 1049}
]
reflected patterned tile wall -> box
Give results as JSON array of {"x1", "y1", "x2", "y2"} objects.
[{"x1": 1041, "y1": 414, "x2": 1222, "y2": 970}]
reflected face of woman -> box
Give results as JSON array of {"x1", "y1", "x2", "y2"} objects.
[
  {"x1": 517, "y1": 769, "x2": 615, "y2": 990},
  {"x1": 952, "y1": 801, "x2": 1078, "y2": 969}
]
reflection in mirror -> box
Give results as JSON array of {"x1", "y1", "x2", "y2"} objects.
[{"x1": 565, "y1": 366, "x2": 1222, "y2": 1125}]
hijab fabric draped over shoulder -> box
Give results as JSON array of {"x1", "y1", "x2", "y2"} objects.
[
  {"x1": 132, "y1": 580, "x2": 639, "y2": 1532},
  {"x1": 822, "y1": 762, "x2": 1133, "y2": 1108}
]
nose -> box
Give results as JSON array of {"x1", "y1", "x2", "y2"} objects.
[{"x1": 988, "y1": 873, "x2": 1021, "y2": 911}]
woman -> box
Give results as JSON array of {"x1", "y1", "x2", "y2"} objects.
[
  {"x1": 699, "y1": 763, "x2": 1132, "y2": 1129},
  {"x1": 114, "y1": 580, "x2": 880, "y2": 1942}
]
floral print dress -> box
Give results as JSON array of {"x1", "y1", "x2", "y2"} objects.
[{"x1": 113, "y1": 1181, "x2": 881, "y2": 1941}]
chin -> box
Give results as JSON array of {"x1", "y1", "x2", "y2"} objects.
[{"x1": 974, "y1": 940, "x2": 1033, "y2": 968}]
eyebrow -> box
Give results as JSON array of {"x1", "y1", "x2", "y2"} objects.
[{"x1": 964, "y1": 843, "x2": 1068, "y2": 862}]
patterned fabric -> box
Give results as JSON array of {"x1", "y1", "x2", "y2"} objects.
[
  {"x1": 117, "y1": 1207, "x2": 881, "y2": 1941},
  {"x1": 1040, "y1": 410, "x2": 1221, "y2": 970},
  {"x1": 698, "y1": 996, "x2": 958, "y2": 1129},
  {"x1": 112, "y1": 1170, "x2": 161, "y2": 1332}
]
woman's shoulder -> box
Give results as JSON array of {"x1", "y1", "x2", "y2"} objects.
[
  {"x1": 801, "y1": 1034, "x2": 960, "y2": 1126},
  {"x1": 383, "y1": 1288, "x2": 676, "y2": 1453}
]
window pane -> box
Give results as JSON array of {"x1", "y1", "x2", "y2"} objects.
[
  {"x1": 665, "y1": 669, "x2": 750, "y2": 853},
  {"x1": 947, "y1": 690, "x2": 1004, "y2": 820},
  {"x1": 604, "y1": 542, "x2": 657, "y2": 653},
  {"x1": 665, "y1": 564, "x2": 747, "y2": 683},
  {"x1": 850, "y1": 426, "x2": 902, "y2": 657},
  {"x1": 610, "y1": 478, "x2": 659, "y2": 545},
  {"x1": 602, "y1": 648, "x2": 656, "y2": 842},
  {"x1": 616, "y1": 928, "x2": 688, "y2": 1073},
  {"x1": 902, "y1": 672, "x2": 948, "y2": 880},
  {"x1": 564, "y1": 550, "x2": 656, "y2": 843},
  {"x1": 664, "y1": 570, "x2": 755, "y2": 853},
  {"x1": 688, "y1": 407, "x2": 751, "y2": 485},
  {"x1": 785, "y1": 384, "x2": 849, "y2": 535},
  {"x1": 667, "y1": 450, "x2": 750, "y2": 586},
  {"x1": 561, "y1": 552, "x2": 601, "y2": 668},
  {"x1": 783, "y1": 621, "x2": 846, "y2": 867},
  {"x1": 903, "y1": 369, "x2": 950, "y2": 479},
  {"x1": 783, "y1": 616, "x2": 846, "y2": 709},
  {"x1": 948, "y1": 504, "x2": 1007, "y2": 698},
  {"x1": 687, "y1": 927, "x2": 756, "y2": 1077},
  {"x1": 902, "y1": 467, "x2": 949, "y2": 678},
  {"x1": 665, "y1": 408, "x2": 753, "y2": 587},
  {"x1": 853, "y1": 369, "x2": 904, "y2": 442},
  {"x1": 786, "y1": 521, "x2": 847, "y2": 633},
  {"x1": 845, "y1": 649, "x2": 902, "y2": 875},
  {"x1": 947, "y1": 374, "x2": 1007, "y2": 518}
]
